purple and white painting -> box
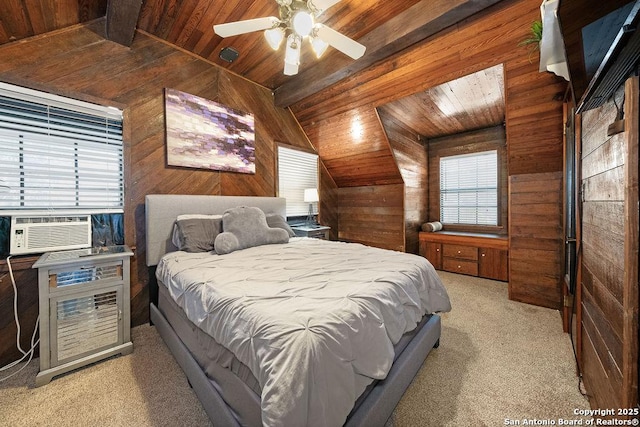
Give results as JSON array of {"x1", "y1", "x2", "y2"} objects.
[{"x1": 165, "y1": 88, "x2": 255, "y2": 174}]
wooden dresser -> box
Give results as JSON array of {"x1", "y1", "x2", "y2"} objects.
[{"x1": 419, "y1": 231, "x2": 508, "y2": 282}]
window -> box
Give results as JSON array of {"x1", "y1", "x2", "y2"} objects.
[
  {"x1": 0, "y1": 82, "x2": 124, "y2": 214},
  {"x1": 277, "y1": 145, "x2": 318, "y2": 217},
  {"x1": 440, "y1": 150, "x2": 497, "y2": 225}
]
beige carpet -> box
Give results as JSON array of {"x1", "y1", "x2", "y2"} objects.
[{"x1": 0, "y1": 271, "x2": 589, "y2": 426}]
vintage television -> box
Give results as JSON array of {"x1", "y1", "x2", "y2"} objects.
[{"x1": 558, "y1": 0, "x2": 640, "y2": 112}]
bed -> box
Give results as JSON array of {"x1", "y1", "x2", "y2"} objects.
[{"x1": 145, "y1": 194, "x2": 451, "y2": 427}]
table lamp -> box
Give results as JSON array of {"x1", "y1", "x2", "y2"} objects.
[{"x1": 303, "y1": 188, "x2": 319, "y2": 225}]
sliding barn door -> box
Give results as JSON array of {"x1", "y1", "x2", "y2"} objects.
[{"x1": 579, "y1": 75, "x2": 638, "y2": 411}]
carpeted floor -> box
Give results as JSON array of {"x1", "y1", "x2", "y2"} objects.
[{"x1": 0, "y1": 271, "x2": 590, "y2": 426}]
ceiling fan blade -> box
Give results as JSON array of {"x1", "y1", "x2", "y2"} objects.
[
  {"x1": 214, "y1": 16, "x2": 279, "y2": 38},
  {"x1": 312, "y1": 0, "x2": 343, "y2": 13},
  {"x1": 316, "y1": 25, "x2": 366, "y2": 60}
]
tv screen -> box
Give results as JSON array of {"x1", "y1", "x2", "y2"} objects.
[
  {"x1": 559, "y1": 0, "x2": 640, "y2": 111},
  {"x1": 581, "y1": 2, "x2": 636, "y2": 80}
]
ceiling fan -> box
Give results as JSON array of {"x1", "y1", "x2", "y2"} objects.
[{"x1": 213, "y1": 0, "x2": 366, "y2": 76}]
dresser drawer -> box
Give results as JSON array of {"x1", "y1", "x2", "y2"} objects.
[
  {"x1": 443, "y1": 258, "x2": 479, "y2": 276},
  {"x1": 443, "y1": 244, "x2": 478, "y2": 261},
  {"x1": 47, "y1": 260, "x2": 125, "y2": 293}
]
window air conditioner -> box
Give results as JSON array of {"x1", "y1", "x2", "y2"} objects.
[{"x1": 9, "y1": 215, "x2": 92, "y2": 255}]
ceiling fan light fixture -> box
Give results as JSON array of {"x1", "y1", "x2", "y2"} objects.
[
  {"x1": 284, "y1": 61, "x2": 299, "y2": 76},
  {"x1": 308, "y1": 0, "x2": 342, "y2": 15},
  {"x1": 292, "y1": 10, "x2": 314, "y2": 37},
  {"x1": 310, "y1": 36, "x2": 328, "y2": 58},
  {"x1": 212, "y1": 0, "x2": 366, "y2": 76},
  {"x1": 264, "y1": 27, "x2": 285, "y2": 50},
  {"x1": 285, "y1": 35, "x2": 301, "y2": 64},
  {"x1": 284, "y1": 35, "x2": 301, "y2": 75}
]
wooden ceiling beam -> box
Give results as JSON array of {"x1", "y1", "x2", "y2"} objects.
[
  {"x1": 273, "y1": 0, "x2": 504, "y2": 108},
  {"x1": 106, "y1": 0, "x2": 143, "y2": 47}
]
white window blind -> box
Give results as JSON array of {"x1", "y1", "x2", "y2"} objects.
[
  {"x1": 440, "y1": 150, "x2": 498, "y2": 225},
  {"x1": 0, "y1": 82, "x2": 124, "y2": 213},
  {"x1": 277, "y1": 146, "x2": 318, "y2": 217}
]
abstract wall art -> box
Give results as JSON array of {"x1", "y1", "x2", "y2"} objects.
[{"x1": 165, "y1": 88, "x2": 256, "y2": 174}]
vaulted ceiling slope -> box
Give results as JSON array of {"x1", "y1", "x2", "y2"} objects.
[
  {"x1": 378, "y1": 64, "x2": 505, "y2": 139},
  {"x1": 0, "y1": 0, "x2": 504, "y2": 109},
  {"x1": 0, "y1": 1, "x2": 106, "y2": 43}
]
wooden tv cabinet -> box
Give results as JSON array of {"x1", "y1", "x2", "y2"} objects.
[{"x1": 418, "y1": 231, "x2": 508, "y2": 282}]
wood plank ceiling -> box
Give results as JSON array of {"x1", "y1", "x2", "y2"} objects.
[
  {"x1": 378, "y1": 64, "x2": 505, "y2": 139},
  {"x1": 0, "y1": 0, "x2": 106, "y2": 43},
  {"x1": 137, "y1": 0, "x2": 423, "y2": 93},
  {"x1": 0, "y1": 0, "x2": 506, "y2": 138}
]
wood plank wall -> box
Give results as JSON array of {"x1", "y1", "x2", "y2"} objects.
[
  {"x1": 508, "y1": 171, "x2": 563, "y2": 308},
  {"x1": 505, "y1": 52, "x2": 565, "y2": 310},
  {"x1": 306, "y1": 107, "x2": 403, "y2": 188},
  {"x1": 0, "y1": 0, "x2": 574, "y2": 365},
  {"x1": 0, "y1": 256, "x2": 39, "y2": 367},
  {"x1": 580, "y1": 79, "x2": 638, "y2": 411},
  {"x1": 305, "y1": 107, "x2": 405, "y2": 251},
  {"x1": 295, "y1": 0, "x2": 566, "y2": 309},
  {"x1": 338, "y1": 184, "x2": 405, "y2": 252},
  {"x1": 0, "y1": 21, "x2": 313, "y2": 366},
  {"x1": 379, "y1": 110, "x2": 428, "y2": 254},
  {"x1": 318, "y1": 162, "x2": 339, "y2": 241}
]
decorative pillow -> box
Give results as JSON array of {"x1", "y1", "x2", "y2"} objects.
[
  {"x1": 265, "y1": 214, "x2": 296, "y2": 237},
  {"x1": 173, "y1": 216, "x2": 223, "y2": 252},
  {"x1": 214, "y1": 206, "x2": 289, "y2": 255},
  {"x1": 171, "y1": 214, "x2": 222, "y2": 248},
  {"x1": 421, "y1": 221, "x2": 443, "y2": 232}
]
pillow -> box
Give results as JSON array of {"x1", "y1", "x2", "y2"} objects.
[
  {"x1": 265, "y1": 214, "x2": 296, "y2": 237},
  {"x1": 171, "y1": 214, "x2": 222, "y2": 248},
  {"x1": 173, "y1": 216, "x2": 223, "y2": 252},
  {"x1": 214, "y1": 206, "x2": 289, "y2": 255},
  {"x1": 421, "y1": 221, "x2": 443, "y2": 232}
]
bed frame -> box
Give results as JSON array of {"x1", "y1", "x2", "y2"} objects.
[{"x1": 145, "y1": 194, "x2": 441, "y2": 427}]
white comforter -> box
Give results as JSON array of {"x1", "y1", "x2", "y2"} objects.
[{"x1": 156, "y1": 237, "x2": 451, "y2": 427}]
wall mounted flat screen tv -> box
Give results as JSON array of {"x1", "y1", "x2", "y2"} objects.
[{"x1": 559, "y1": 0, "x2": 640, "y2": 112}]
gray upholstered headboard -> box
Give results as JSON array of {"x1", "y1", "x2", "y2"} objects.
[{"x1": 145, "y1": 194, "x2": 287, "y2": 267}]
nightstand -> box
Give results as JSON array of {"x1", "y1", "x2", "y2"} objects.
[
  {"x1": 33, "y1": 245, "x2": 134, "y2": 386},
  {"x1": 291, "y1": 224, "x2": 331, "y2": 239}
]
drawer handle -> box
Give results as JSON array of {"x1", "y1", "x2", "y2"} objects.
[
  {"x1": 436, "y1": 249, "x2": 440, "y2": 252},
  {"x1": 457, "y1": 265, "x2": 461, "y2": 269},
  {"x1": 457, "y1": 250, "x2": 461, "y2": 254},
  {"x1": 481, "y1": 253, "x2": 486, "y2": 257}
]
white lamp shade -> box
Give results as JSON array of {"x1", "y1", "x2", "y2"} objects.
[
  {"x1": 285, "y1": 35, "x2": 301, "y2": 65},
  {"x1": 284, "y1": 61, "x2": 299, "y2": 76},
  {"x1": 292, "y1": 10, "x2": 314, "y2": 37},
  {"x1": 264, "y1": 27, "x2": 285, "y2": 50},
  {"x1": 304, "y1": 188, "x2": 319, "y2": 203},
  {"x1": 310, "y1": 36, "x2": 329, "y2": 58},
  {"x1": 284, "y1": 35, "x2": 301, "y2": 75}
]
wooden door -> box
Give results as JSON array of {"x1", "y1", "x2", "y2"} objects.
[
  {"x1": 479, "y1": 247, "x2": 508, "y2": 281},
  {"x1": 579, "y1": 76, "x2": 638, "y2": 411},
  {"x1": 420, "y1": 241, "x2": 442, "y2": 270}
]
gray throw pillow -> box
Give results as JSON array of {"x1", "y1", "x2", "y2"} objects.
[
  {"x1": 174, "y1": 217, "x2": 222, "y2": 252},
  {"x1": 214, "y1": 206, "x2": 289, "y2": 255},
  {"x1": 266, "y1": 214, "x2": 296, "y2": 237}
]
